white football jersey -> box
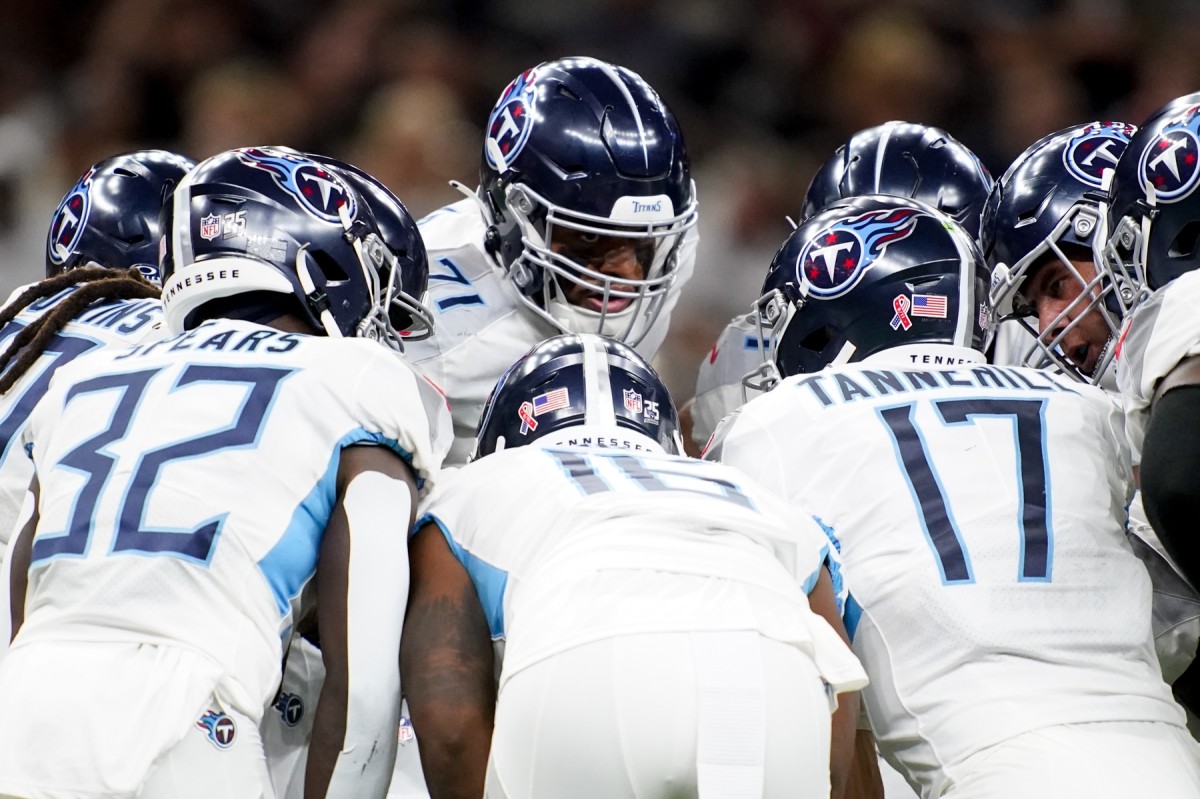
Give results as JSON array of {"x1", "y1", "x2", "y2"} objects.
[
  {"x1": 987, "y1": 318, "x2": 1040, "y2": 368},
  {"x1": 689, "y1": 312, "x2": 768, "y2": 452},
  {"x1": 0, "y1": 284, "x2": 165, "y2": 551},
  {"x1": 1116, "y1": 269, "x2": 1200, "y2": 463},
  {"x1": 15, "y1": 319, "x2": 452, "y2": 719},
  {"x1": 419, "y1": 444, "x2": 866, "y2": 693},
  {"x1": 407, "y1": 199, "x2": 697, "y2": 465},
  {"x1": 709, "y1": 349, "x2": 1184, "y2": 793}
]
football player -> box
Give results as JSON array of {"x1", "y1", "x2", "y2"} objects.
[
  {"x1": 684, "y1": 121, "x2": 993, "y2": 455},
  {"x1": 401, "y1": 334, "x2": 867, "y2": 799},
  {"x1": 0, "y1": 149, "x2": 194, "y2": 657},
  {"x1": 405, "y1": 56, "x2": 698, "y2": 465},
  {"x1": 982, "y1": 121, "x2": 1200, "y2": 696},
  {"x1": 257, "y1": 153, "x2": 437, "y2": 799},
  {"x1": 1104, "y1": 93, "x2": 1200, "y2": 594},
  {"x1": 0, "y1": 148, "x2": 451, "y2": 798},
  {"x1": 709, "y1": 194, "x2": 1200, "y2": 797},
  {"x1": 983, "y1": 121, "x2": 1141, "y2": 386}
]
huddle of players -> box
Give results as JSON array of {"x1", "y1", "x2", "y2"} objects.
[
  {"x1": 689, "y1": 102, "x2": 1200, "y2": 796},
  {"x1": 0, "y1": 54, "x2": 1198, "y2": 799}
]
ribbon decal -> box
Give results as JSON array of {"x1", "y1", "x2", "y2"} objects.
[
  {"x1": 890, "y1": 295, "x2": 912, "y2": 331},
  {"x1": 518, "y1": 401, "x2": 538, "y2": 435}
]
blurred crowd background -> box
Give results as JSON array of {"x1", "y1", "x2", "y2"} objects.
[{"x1": 3, "y1": 0, "x2": 1199, "y2": 398}]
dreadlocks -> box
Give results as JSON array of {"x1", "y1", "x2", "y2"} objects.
[{"x1": 0, "y1": 267, "x2": 161, "y2": 394}]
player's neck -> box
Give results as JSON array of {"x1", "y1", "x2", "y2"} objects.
[{"x1": 264, "y1": 313, "x2": 321, "y2": 336}]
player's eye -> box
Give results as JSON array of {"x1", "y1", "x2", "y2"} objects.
[{"x1": 1047, "y1": 276, "x2": 1070, "y2": 300}]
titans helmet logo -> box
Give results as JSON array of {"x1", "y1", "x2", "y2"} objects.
[
  {"x1": 46, "y1": 167, "x2": 96, "y2": 267},
  {"x1": 485, "y1": 69, "x2": 538, "y2": 172},
  {"x1": 1063, "y1": 121, "x2": 1135, "y2": 188},
  {"x1": 1138, "y1": 105, "x2": 1200, "y2": 203},
  {"x1": 237, "y1": 148, "x2": 356, "y2": 224},
  {"x1": 795, "y1": 207, "x2": 923, "y2": 298}
]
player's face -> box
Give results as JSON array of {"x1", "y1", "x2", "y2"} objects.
[
  {"x1": 1020, "y1": 254, "x2": 1111, "y2": 376},
  {"x1": 551, "y1": 228, "x2": 650, "y2": 312}
]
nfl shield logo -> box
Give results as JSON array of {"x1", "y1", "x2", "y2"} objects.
[
  {"x1": 623, "y1": 388, "x2": 642, "y2": 413},
  {"x1": 398, "y1": 716, "x2": 416, "y2": 746},
  {"x1": 200, "y1": 213, "x2": 221, "y2": 241}
]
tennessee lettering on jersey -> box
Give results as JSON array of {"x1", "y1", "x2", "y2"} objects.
[{"x1": 556, "y1": 435, "x2": 658, "y2": 451}]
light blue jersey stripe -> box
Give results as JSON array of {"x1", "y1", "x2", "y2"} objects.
[
  {"x1": 422, "y1": 513, "x2": 509, "y2": 640},
  {"x1": 258, "y1": 429, "x2": 408, "y2": 616}
]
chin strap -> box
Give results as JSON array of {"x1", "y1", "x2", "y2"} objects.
[
  {"x1": 451, "y1": 180, "x2": 493, "y2": 222},
  {"x1": 295, "y1": 244, "x2": 341, "y2": 337}
]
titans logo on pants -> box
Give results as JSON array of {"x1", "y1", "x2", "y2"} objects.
[
  {"x1": 196, "y1": 710, "x2": 237, "y2": 749},
  {"x1": 274, "y1": 692, "x2": 305, "y2": 727},
  {"x1": 795, "y1": 207, "x2": 923, "y2": 299}
]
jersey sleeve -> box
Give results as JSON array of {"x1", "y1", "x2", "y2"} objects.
[
  {"x1": 354, "y1": 348, "x2": 454, "y2": 495},
  {"x1": 1116, "y1": 270, "x2": 1200, "y2": 461},
  {"x1": 702, "y1": 403, "x2": 791, "y2": 499},
  {"x1": 690, "y1": 314, "x2": 769, "y2": 451},
  {"x1": 414, "y1": 466, "x2": 465, "y2": 533}
]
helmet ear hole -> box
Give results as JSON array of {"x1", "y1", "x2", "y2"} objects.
[
  {"x1": 1168, "y1": 221, "x2": 1200, "y2": 259},
  {"x1": 799, "y1": 325, "x2": 834, "y2": 353},
  {"x1": 310, "y1": 248, "x2": 350, "y2": 283}
]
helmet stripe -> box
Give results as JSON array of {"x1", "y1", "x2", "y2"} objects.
[
  {"x1": 172, "y1": 166, "x2": 200, "y2": 270},
  {"x1": 874, "y1": 121, "x2": 901, "y2": 194},
  {"x1": 590, "y1": 58, "x2": 650, "y2": 170},
  {"x1": 949, "y1": 224, "x2": 975, "y2": 347},
  {"x1": 581, "y1": 334, "x2": 617, "y2": 428}
]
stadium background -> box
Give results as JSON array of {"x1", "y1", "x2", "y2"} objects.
[{"x1": 1, "y1": 0, "x2": 1197, "y2": 399}]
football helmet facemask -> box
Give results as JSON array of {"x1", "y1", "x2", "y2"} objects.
[
  {"x1": 161, "y1": 147, "x2": 428, "y2": 348},
  {"x1": 472, "y1": 57, "x2": 697, "y2": 347}
]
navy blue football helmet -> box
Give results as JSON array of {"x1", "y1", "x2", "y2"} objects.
[
  {"x1": 473, "y1": 57, "x2": 697, "y2": 346},
  {"x1": 161, "y1": 146, "x2": 429, "y2": 347},
  {"x1": 308, "y1": 154, "x2": 433, "y2": 341},
  {"x1": 473, "y1": 333, "x2": 682, "y2": 459},
  {"x1": 1102, "y1": 93, "x2": 1200, "y2": 293},
  {"x1": 754, "y1": 194, "x2": 988, "y2": 383},
  {"x1": 982, "y1": 122, "x2": 1139, "y2": 383},
  {"x1": 46, "y1": 149, "x2": 196, "y2": 282},
  {"x1": 802, "y1": 121, "x2": 993, "y2": 239}
]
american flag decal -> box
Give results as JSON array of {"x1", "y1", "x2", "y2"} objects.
[
  {"x1": 532, "y1": 387, "x2": 570, "y2": 416},
  {"x1": 911, "y1": 294, "x2": 948, "y2": 318}
]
